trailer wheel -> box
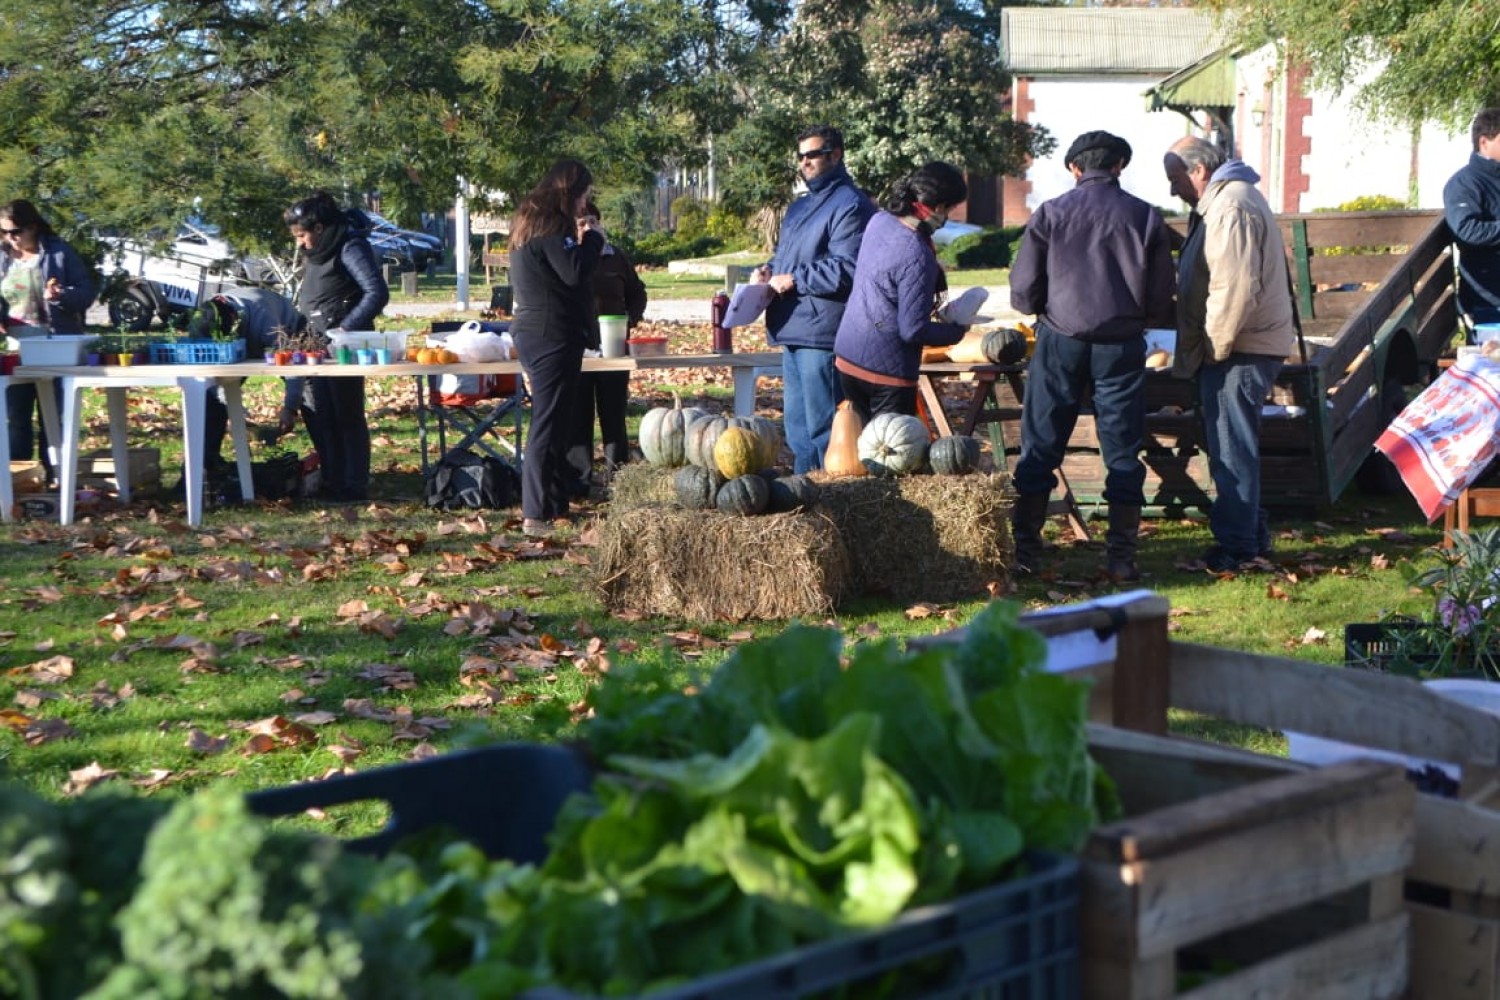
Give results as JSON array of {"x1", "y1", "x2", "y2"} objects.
[
  {"x1": 1356, "y1": 377, "x2": 1407, "y2": 495},
  {"x1": 107, "y1": 282, "x2": 158, "y2": 332}
]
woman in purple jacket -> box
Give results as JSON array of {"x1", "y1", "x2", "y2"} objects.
[{"x1": 833, "y1": 162, "x2": 970, "y2": 422}]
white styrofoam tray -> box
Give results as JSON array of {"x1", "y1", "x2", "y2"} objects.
[{"x1": 16, "y1": 335, "x2": 97, "y2": 366}]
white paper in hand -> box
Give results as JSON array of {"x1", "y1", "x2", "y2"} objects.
[
  {"x1": 939, "y1": 287, "x2": 990, "y2": 326},
  {"x1": 723, "y1": 282, "x2": 778, "y2": 329}
]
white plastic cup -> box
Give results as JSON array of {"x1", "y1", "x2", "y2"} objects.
[{"x1": 599, "y1": 315, "x2": 628, "y2": 358}]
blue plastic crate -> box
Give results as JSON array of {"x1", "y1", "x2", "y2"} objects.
[{"x1": 148, "y1": 339, "x2": 247, "y2": 365}]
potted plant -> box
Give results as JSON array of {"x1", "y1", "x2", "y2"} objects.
[
  {"x1": 1356, "y1": 526, "x2": 1500, "y2": 679},
  {"x1": 274, "y1": 327, "x2": 329, "y2": 366}
]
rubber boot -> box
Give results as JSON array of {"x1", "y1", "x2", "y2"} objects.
[
  {"x1": 1105, "y1": 504, "x2": 1142, "y2": 582},
  {"x1": 1010, "y1": 493, "x2": 1051, "y2": 575}
]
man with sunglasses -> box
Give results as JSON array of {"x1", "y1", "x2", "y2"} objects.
[{"x1": 754, "y1": 125, "x2": 874, "y2": 473}]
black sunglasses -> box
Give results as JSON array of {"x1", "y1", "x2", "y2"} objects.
[
  {"x1": 797, "y1": 147, "x2": 837, "y2": 162},
  {"x1": 0, "y1": 227, "x2": 22, "y2": 236}
]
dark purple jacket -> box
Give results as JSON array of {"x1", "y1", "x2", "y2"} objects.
[
  {"x1": 834, "y1": 212, "x2": 966, "y2": 380},
  {"x1": 1009, "y1": 171, "x2": 1175, "y2": 342}
]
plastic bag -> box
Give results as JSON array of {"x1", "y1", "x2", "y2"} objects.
[
  {"x1": 443, "y1": 321, "x2": 513, "y2": 361},
  {"x1": 423, "y1": 451, "x2": 520, "y2": 510}
]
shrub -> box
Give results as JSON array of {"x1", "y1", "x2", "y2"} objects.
[
  {"x1": 936, "y1": 226, "x2": 1024, "y2": 270},
  {"x1": 1313, "y1": 194, "x2": 1410, "y2": 213},
  {"x1": 624, "y1": 230, "x2": 726, "y2": 267},
  {"x1": 671, "y1": 196, "x2": 710, "y2": 238}
]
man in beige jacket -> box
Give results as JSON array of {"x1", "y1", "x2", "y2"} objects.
[{"x1": 1163, "y1": 137, "x2": 1297, "y2": 571}]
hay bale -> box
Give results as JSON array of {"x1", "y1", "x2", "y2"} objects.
[
  {"x1": 608, "y1": 463, "x2": 677, "y2": 511},
  {"x1": 812, "y1": 472, "x2": 1013, "y2": 602},
  {"x1": 595, "y1": 506, "x2": 851, "y2": 621}
]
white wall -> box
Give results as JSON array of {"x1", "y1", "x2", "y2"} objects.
[
  {"x1": 1024, "y1": 56, "x2": 1470, "y2": 218},
  {"x1": 1026, "y1": 75, "x2": 1192, "y2": 213}
]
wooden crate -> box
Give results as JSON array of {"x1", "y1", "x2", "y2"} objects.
[
  {"x1": 1083, "y1": 735, "x2": 1411, "y2": 999},
  {"x1": 10, "y1": 460, "x2": 44, "y2": 494},
  {"x1": 78, "y1": 447, "x2": 161, "y2": 494},
  {"x1": 1091, "y1": 620, "x2": 1500, "y2": 1000}
]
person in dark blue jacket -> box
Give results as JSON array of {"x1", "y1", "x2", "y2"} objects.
[
  {"x1": 508, "y1": 159, "x2": 604, "y2": 537},
  {"x1": 0, "y1": 199, "x2": 95, "y2": 483},
  {"x1": 834, "y1": 162, "x2": 970, "y2": 423},
  {"x1": 1444, "y1": 108, "x2": 1500, "y2": 328},
  {"x1": 753, "y1": 125, "x2": 874, "y2": 473},
  {"x1": 282, "y1": 192, "x2": 389, "y2": 503},
  {"x1": 1008, "y1": 131, "x2": 1175, "y2": 582}
]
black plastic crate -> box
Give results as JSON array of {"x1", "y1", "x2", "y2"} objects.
[
  {"x1": 526, "y1": 852, "x2": 1079, "y2": 1000},
  {"x1": 1344, "y1": 621, "x2": 1436, "y2": 672},
  {"x1": 249, "y1": 747, "x2": 1078, "y2": 998},
  {"x1": 246, "y1": 742, "x2": 592, "y2": 864}
]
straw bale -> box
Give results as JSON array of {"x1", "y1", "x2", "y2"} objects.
[
  {"x1": 608, "y1": 463, "x2": 678, "y2": 510},
  {"x1": 810, "y1": 472, "x2": 1013, "y2": 602},
  {"x1": 595, "y1": 506, "x2": 850, "y2": 621}
]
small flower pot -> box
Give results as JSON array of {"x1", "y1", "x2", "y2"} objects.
[
  {"x1": 291, "y1": 350, "x2": 306, "y2": 365},
  {"x1": 306, "y1": 351, "x2": 323, "y2": 366},
  {"x1": 264, "y1": 350, "x2": 277, "y2": 365},
  {"x1": 374, "y1": 348, "x2": 393, "y2": 365},
  {"x1": 356, "y1": 348, "x2": 375, "y2": 366},
  {"x1": 336, "y1": 346, "x2": 354, "y2": 365},
  {"x1": 115, "y1": 352, "x2": 134, "y2": 367},
  {"x1": 85, "y1": 352, "x2": 102, "y2": 367},
  {"x1": 274, "y1": 350, "x2": 293, "y2": 366}
]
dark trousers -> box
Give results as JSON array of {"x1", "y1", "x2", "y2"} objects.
[
  {"x1": 6, "y1": 383, "x2": 51, "y2": 477},
  {"x1": 565, "y1": 371, "x2": 630, "y2": 493},
  {"x1": 302, "y1": 376, "x2": 370, "y2": 500},
  {"x1": 1014, "y1": 323, "x2": 1146, "y2": 506},
  {"x1": 515, "y1": 332, "x2": 583, "y2": 520},
  {"x1": 838, "y1": 372, "x2": 917, "y2": 426}
]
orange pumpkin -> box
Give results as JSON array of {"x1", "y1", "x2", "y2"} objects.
[{"x1": 824, "y1": 401, "x2": 867, "y2": 477}]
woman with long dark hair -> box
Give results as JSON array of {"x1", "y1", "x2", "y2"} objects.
[
  {"x1": 833, "y1": 162, "x2": 970, "y2": 422},
  {"x1": 508, "y1": 159, "x2": 604, "y2": 536},
  {"x1": 0, "y1": 199, "x2": 94, "y2": 482},
  {"x1": 282, "y1": 191, "x2": 389, "y2": 502}
]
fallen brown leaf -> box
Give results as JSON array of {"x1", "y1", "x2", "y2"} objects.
[{"x1": 62, "y1": 762, "x2": 119, "y2": 796}]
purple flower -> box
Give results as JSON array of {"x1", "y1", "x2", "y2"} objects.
[{"x1": 1439, "y1": 596, "x2": 1483, "y2": 636}]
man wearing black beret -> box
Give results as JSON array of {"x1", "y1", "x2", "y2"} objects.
[{"x1": 1008, "y1": 130, "x2": 1176, "y2": 581}]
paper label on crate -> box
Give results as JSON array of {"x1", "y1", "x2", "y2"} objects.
[{"x1": 1027, "y1": 589, "x2": 1156, "y2": 674}]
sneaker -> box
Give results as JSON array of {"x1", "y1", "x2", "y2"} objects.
[{"x1": 522, "y1": 518, "x2": 552, "y2": 538}]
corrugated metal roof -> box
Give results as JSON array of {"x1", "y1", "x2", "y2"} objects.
[
  {"x1": 1145, "y1": 49, "x2": 1237, "y2": 109},
  {"x1": 1002, "y1": 8, "x2": 1225, "y2": 75}
]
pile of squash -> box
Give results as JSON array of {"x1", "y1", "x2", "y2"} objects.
[
  {"x1": 825, "y1": 402, "x2": 984, "y2": 478},
  {"x1": 639, "y1": 397, "x2": 813, "y2": 516}
]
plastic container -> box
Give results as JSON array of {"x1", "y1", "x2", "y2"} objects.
[
  {"x1": 1475, "y1": 323, "x2": 1500, "y2": 345},
  {"x1": 598, "y1": 315, "x2": 628, "y2": 358},
  {"x1": 16, "y1": 335, "x2": 97, "y2": 367},
  {"x1": 148, "y1": 339, "x2": 247, "y2": 365},
  {"x1": 628, "y1": 335, "x2": 668, "y2": 357}
]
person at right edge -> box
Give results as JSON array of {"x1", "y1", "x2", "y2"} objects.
[
  {"x1": 754, "y1": 125, "x2": 874, "y2": 473},
  {"x1": 508, "y1": 159, "x2": 604, "y2": 538},
  {"x1": 1009, "y1": 131, "x2": 1175, "y2": 582},
  {"x1": 1444, "y1": 108, "x2": 1500, "y2": 330},
  {"x1": 282, "y1": 192, "x2": 389, "y2": 503},
  {"x1": 1164, "y1": 136, "x2": 1297, "y2": 572}
]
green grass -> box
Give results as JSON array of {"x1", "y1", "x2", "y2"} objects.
[{"x1": 0, "y1": 369, "x2": 1442, "y2": 813}]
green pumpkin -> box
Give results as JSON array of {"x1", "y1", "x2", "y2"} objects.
[
  {"x1": 767, "y1": 474, "x2": 819, "y2": 513},
  {"x1": 929, "y1": 435, "x2": 983, "y2": 475},
  {"x1": 713, "y1": 426, "x2": 765, "y2": 480},
  {"x1": 982, "y1": 328, "x2": 1028, "y2": 365},
  {"x1": 674, "y1": 465, "x2": 724, "y2": 509},
  {"x1": 716, "y1": 474, "x2": 770, "y2": 515},
  {"x1": 857, "y1": 412, "x2": 931, "y2": 476},
  {"x1": 639, "y1": 396, "x2": 707, "y2": 468}
]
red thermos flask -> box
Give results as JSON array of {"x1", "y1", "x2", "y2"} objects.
[{"x1": 711, "y1": 290, "x2": 733, "y2": 354}]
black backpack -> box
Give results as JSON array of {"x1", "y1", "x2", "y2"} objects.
[{"x1": 423, "y1": 451, "x2": 520, "y2": 511}]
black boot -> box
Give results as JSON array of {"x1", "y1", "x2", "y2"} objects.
[
  {"x1": 1106, "y1": 504, "x2": 1142, "y2": 582},
  {"x1": 1010, "y1": 493, "x2": 1051, "y2": 574}
]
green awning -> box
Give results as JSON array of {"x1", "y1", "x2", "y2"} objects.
[{"x1": 1144, "y1": 49, "x2": 1236, "y2": 112}]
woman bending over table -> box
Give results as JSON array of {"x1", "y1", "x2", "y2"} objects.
[
  {"x1": 833, "y1": 163, "x2": 971, "y2": 423},
  {"x1": 0, "y1": 199, "x2": 94, "y2": 484},
  {"x1": 282, "y1": 192, "x2": 389, "y2": 503}
]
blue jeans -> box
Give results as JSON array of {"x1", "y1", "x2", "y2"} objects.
[
  {"x1": 1199, "y1": 354, "x2": 1283, "y2": 558},
  {"x1": 782, "y1": 346, "x2": 840, "y2": 474},
  {"x1": 1014, "y1": 324, "x2": 1146, "y2": 505}
]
